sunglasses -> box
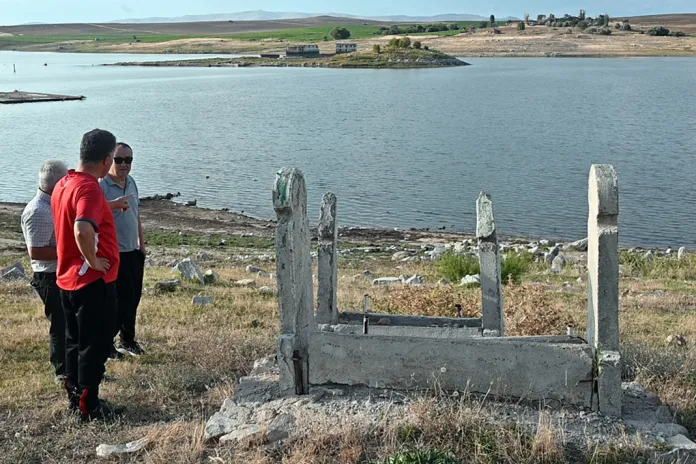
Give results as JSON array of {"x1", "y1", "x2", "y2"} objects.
[{"x1": 114, "y1": 157, "x2": 133, "y2": 165}]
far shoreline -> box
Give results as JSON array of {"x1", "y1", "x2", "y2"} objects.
[{"x1": 0, "y1": 199, "x2": 685, "y2": 252}]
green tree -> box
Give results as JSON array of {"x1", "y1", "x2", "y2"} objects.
[
  {"x1": 537, "y1": 14, "x2": 546, "y2": 21},
  {"x1": 372, "y1": 44, "x2": 381, "y2": 53},
  {"x1": 524, "y1": 13, "x2": 530, "y2": 22},
  {"x1": 330, "y1": 27, "x2": 351, "y2": 40},
  {"x1": 397, "y1": 36, "x2": 411, "y2": 48},
  {"x1": 413, "y1": 40, "x2": 422, "y2": 49},
  {"x1": 603, "y1": 14, "x2": 610, "y2": 27},
  {"x1": 479, "y1": 20, "x2": 489, "y2": 28},
  {"x1": 518, "y1": 22, "x2": 526, "y2": 31},
  {"x1": 490, "y1": 14, "x2": 496, "y2": 25},
  {"x1": 579, "y1": 9, "x2": 586, "y2": 20}
]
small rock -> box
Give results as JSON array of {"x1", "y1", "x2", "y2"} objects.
[
  {"x1": 667, "y1": 434, "x2": 696, "y2": 451},
  {"x1": 205, "y1": 413, "x2": 246, "y2": 440},
  {"x1": 551, "y1": 255, "x2": 566, "y2": 273},
  {"x1": 655, "y1": 405, "x2": 675, "y2": 423},
  {"x1": 258, "y1": 270, "x2": 271, "y2": 278},
  {"x1": 540, "y1": 239, "x2": 555, "y2": 247},
  {"x1": 644, "y1": 250, "x2": 655, "y2": 262},
  {"x1": 549, "y1": 245, "x2": 561, "y2": 258},
  {"x1": 376, "y1": 318, "x2": 392, "y2": 326},
  {"x1": 246, "y1": 265, "x2": 264, "y2": 274},
  {"x1": 654, "y1": 423, "x2": 689, "y2": 438},
  {"x1": 192, "y1": 295, "x2": 215, "y2": 305},
  {"x1": 438, "y1": 278, "x2": 451, "y2": 286},
  {"x1": 372, "y1": 277, "x2": 403, "y2": 286},
  {"x1": 405, "y1": 275, "x2": 425, "y2": 286},
  {"x1": 362, "y1": 270, "x2": 373, "y2": 278},
  {"x1": 258, "y1": 286, "x2": 274, "y2": 295},
  {"x1": 174, "y1": 258, "x2": 204, "y2": 284},
  {"x1": 544, "y1": 253, "x2": 555, "y2": 265},
  {"x1": 96, "y1": 437, "x2": 149, "y2": 458},
  {"x1": 251, "y1": 356, "x2": 276, "y2": 376},
  {"x1": 460, "y1": 275, "x2": 481, "y2": 286},
  {"x1": 256, "y1": 409, "x2": 277, "y2": 423},
  {"x1": 391, "y1": 251, "x2": 412, "y2": 261},
  {"x1": 203, "y1": 270, "x2": 218, "y2": 285},
  {"x1": 563, "y1": 238, "x2": 588, "y2": 252},
  {"x1": 219, "y1": 424, "x2": 262, "y2": 445},
  {"x1": 0, "y1": 262, "x2": 26, "y2": 281},
  {"x1": 667, "y1": 334, "x2": 688, "y2": 347},
  {"x1": 233, "y1": 279, "x2": 256, "y2": 287},
  {"x1": 196, "y1": 251, "x2": 213, "y2": 261},
  {"x1": 267, "y1": 413, "x2": 296, "y2": 443},
  {"x1": 186, "y1": 199, "x2": 197, "y2": 207},
  {"x1": 155, "y1": 278, "x2": 180, "y2": 292},
  {"x1": 678, "y1": 247, "x2": 687, "y2": 260},
  {"x1": 577, "y1": 276, "x2": 585, "y2": 283}
]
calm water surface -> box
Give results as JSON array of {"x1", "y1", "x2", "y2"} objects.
[{"x1": 1, "y1": 51, "x2": 695, "y2": 247}]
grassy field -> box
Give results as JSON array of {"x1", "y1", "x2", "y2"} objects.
[
  {"x1": 0, "y1": 23, "x2": 472, "y2": 48},
  {"x1": 1, "y1": 231, "x2": 696, "y2": 462}
]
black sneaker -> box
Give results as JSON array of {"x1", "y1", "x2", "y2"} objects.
[
  {"x1": 117, "y1": 340, "x2": 145, "y2": 357},
  {"x1": 81, "y1": 399, "x2": 126, "y2": 422},
  {"x1": 107, "y1": 345, "x2": 125, "y2": 361}
]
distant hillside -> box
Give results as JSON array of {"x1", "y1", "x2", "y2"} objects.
[{"x1": 111, "y1": 10, "x2": 516, "y2": 24}]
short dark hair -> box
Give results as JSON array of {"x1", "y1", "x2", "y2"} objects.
[
  {"x1": 116, "y1": 142, "x2": 132, "y2": 152},
  {"x1": 80, "y1": 129, "x2": 117, "y2": 164}
]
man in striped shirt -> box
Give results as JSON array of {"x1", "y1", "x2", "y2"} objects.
[{"x1": 21, "y1": 160, "x2": 69, "y2": 383}]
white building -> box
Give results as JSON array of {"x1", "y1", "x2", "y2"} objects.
[
  {"x1": 336, "y1": 43, "x2": 358, "y2": 54},
  {"x1": 286, "y1": 44, "x2": 320, "y2": 56}
]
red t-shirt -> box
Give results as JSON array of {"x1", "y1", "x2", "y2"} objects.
[{"x1": 51, "y1": 170, "x2": 120, "y2": 291}]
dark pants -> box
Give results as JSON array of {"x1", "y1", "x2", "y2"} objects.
[
  {"x1": 30, "y1": 272, "x2": 65, "y2": 377},
  {"x1": 61, "y1": 279, "x2": 117, "y2": 399},
  {"x1": 115, "y1": 250, "x2": 145, "y2": 344}
]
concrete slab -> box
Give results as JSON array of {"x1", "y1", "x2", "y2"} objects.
[
  {"x1": 308, "y1": 332, "x2": 593, "y2": 406},
  {"x1": 338, "y1": 312, "x2": 482, "y2": 328}
]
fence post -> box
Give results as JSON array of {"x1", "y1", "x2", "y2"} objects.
[
  {"x1": 476, "y1": 192, "x2": 505, "y2": 337},
  {"x1": 317, "y1": 193, "x2": 339, "y2": 325},
  {"x1": 587, "y1": 164, "x2": 621, "y2": 417},
  {"x1": 273, "y1": 168, "x2": 316, "y2": 395}
]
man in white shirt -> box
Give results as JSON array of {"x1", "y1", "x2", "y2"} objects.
[{"x1": 21, "y1": 160, "x2": 69, "y2": 383}]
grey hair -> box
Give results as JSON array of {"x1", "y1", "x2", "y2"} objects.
[{"x1": 39, "y1": 160, "x2": 69, "y2": 192}]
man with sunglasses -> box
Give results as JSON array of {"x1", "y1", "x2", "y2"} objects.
[{"x1": 99, "y1": 142, "x2": 146, "y2": 359}]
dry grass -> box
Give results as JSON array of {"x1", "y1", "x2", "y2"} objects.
[{"x1": 1, "y1": 248, "x2": 695, "y2": 462}]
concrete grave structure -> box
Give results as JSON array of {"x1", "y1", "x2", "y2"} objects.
[{"x1": 272, "y1": 165, "x2": 622, "y2": 416}]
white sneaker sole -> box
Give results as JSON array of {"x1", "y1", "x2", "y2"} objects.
[{"x1": 116, "y1": 347, "x2": 142, "y2": 357}]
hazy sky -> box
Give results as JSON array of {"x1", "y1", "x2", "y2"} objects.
[{"x1": 1, "y1": 0, "x2": 692, "y2": 25}]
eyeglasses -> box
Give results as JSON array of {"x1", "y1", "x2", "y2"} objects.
[{"x1": 114, "y1": 157, "x2": 133, "y2": 165}]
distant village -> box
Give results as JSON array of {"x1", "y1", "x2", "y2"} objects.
[{"x1": 260, "y1": 42, "x2": 357, "y2": 59}]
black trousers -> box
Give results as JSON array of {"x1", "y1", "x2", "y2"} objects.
[
  {"x1": 61, "y1": 279, "x2": 117, "y2": 393},
  {"x1": 115, "y1": 250, "x2": 145, "y2": 344},
  {"x1": 30, "y1": 272, "x2": 65, "y2": 377}
]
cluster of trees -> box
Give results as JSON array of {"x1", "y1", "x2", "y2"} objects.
[
  {"x1": 383, "y1": 37, "x2": 426, "y2": 50},
  {"x1": 330, "y1": 27, "x2": 351, "y2": 40},
  {"x1": 376, "y1": 23, "x2": 460, "y2": 35},
  {"x1": 524, "y1": 9, "x2": 615, "y2": 29}
]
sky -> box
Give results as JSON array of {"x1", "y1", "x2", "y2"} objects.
[{"x1": 1, "y1": 0, "x2": 693, "y2": 25}]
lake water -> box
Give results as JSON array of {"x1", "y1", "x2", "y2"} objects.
[{"x1": 1, "y1": 51, "x2": 695, "y2": 247}]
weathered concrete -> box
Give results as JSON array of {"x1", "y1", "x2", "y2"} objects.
[
  {"x1": 338, "y1": 312, "x2": 482, "y2": 328},
  {"x1": 587, "y1": 165, "x2": 620, "y2": 349},
  {"x1": 587, "y1": 164, "x2": 621, "y2": 418},
  {"x1": 597, "y1": 350, "x2": 622, "y2": 417},
  {"x1": 476, "y1": 193, "x2": 505, "y2": 336},
  {"x1": 328, "y1": 324, "x2": 482, "y2": 339},
  {"x1": 316, "y1": 192, "x2": 338, "y2": 324},
  {"x1": 308, "y1": 332, "x2": 593, "y2": 405},
  {"x1": 273, "y1": 168, "x2": 316, "y2": 395}
]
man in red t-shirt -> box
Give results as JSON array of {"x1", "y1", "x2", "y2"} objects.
[{"x1": 52, "y1": 128, "x2": 127, "y2": 421}]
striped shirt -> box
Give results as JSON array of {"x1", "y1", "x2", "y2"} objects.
[{"x1": 21, "y1": 189, "x2": 57, "y2": 273}]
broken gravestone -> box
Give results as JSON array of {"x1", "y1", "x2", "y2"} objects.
[
  {"x1": 0, "y1": 262, "x2": 26, "y2": 281},
  {"x1": 155, "y1": 279, "x2": 180, "y2": 293},
  {"x1": 192, "y1": 295, "x2": 215, "y2": 305},
  {"x1": 174, "y1": 258, "x2": 204, "y2": 284}
]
